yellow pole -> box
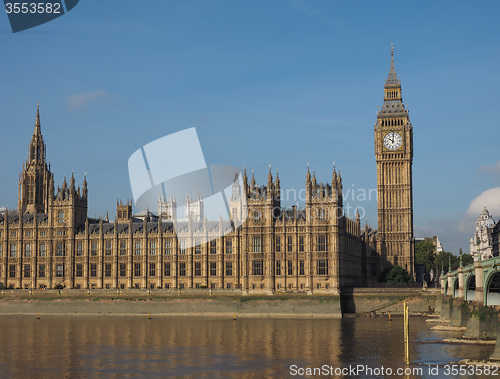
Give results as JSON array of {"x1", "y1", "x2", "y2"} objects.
[{"x1": 404, "y1": 302, "x2": 409, "y2": 365}]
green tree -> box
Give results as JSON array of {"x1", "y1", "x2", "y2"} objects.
[
  {"x1": 435, "y1": 251, "x2": 461, "y2": 273},
  {"x1": 461, "y1": 253, "x2": 474, "y2": 266},
  {"x1": 385, "y1": 265, "x2": 413, "y2": 283},
  {"x1": 415, "y1": 241, "x2": 435, "y2": 274}
]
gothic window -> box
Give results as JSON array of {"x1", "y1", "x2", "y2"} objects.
[
  {"x1": 299, "y1": 260, "x2": 305, "y2": 275},
  {"x1": 275, "y1": 261, "x2": 281, "y2": 276},
  {"x1": 210, "y1": 240, "x2": 217, "y2": 254},
  {"x1": 134, "y1": 263, "x2": 141, "y2": 277},
  {"x1": 149, "y1": 241, "x2": 156, "y2": 255},
  {"x1": 24, "y1": 243, "x2": 31, "y2": 257},
  {"x1": 39, "y1": 243, "x2": 46, "y2": 257},
  {"x1": 225, "y1": 261, "x2": 233, "y2": 276},
  {"x1": 319, "y1": 208, "x2": 326, "y2": 221},
  {"x1": 252, "y1": 236, "x2": 262, "y2": 253},
  {"x1": 316, "y1": 259, "x2": 328, "y2": 275},
  {"x1": 76, "y1": 242, "x2": 83, "y2": 256},
  {"x1": 149, "y1": 263, "x2": 156, "y2": 277},
  {"x1": 105, "y1": 263, "x2": 112, "y2": 277},
  {"x1": 253, "y1": 210, "x2": 261, "y2": 221},
  {"x1": 38, "y1": 264, "x2": 45, "y2": 278},
  {"x1": 194, "y1": 262, "x2": 201, "y2": 276},
  {"x1": 210, "y1": 262, "x2": 217, "y2": 276},
  {"x1": 9, "y1": 264, "x2": 16, "y2": 278},
  {"x1": 0, "y1": 244, "x2": 2, "y2": 258},
  {"x1": 164, "y1": 240, "x2": 171, "y2": 255},
  {"x1": 195, "y1": 240, "x2": 202, "y2": 254},
  {"x1": 134, "y1": 241, "x2": 141, "y2": 256},
  {"x1": 179, "y1": 240, "x2": 186, "y2": 255},
  {"x1": 76, "y1": 264, "x2": 83, "y2": 277},
  {"x1": 287, "y1": 260, "x2": 293, "y2": 275},
  {"x1": 105, "y1": 241, "x2": 112, "y2": 256},
  {"x1": 10, "y1": 244, "x2": 16, "y2": 258},
  {"x1": 90, "y1": 241, "x2": 97, "y2": 256},
  {"x1": 287, "y1": 236, "x2": 293, "y2": 252},
  {"x1": 164, "y1": 262, "x2": 171, "y2": 277},
  {"x1": 90, "y1": 263, "x2": 97, "y2": 277},
  {"x1": 225, "y1": 239, "x2": 232, "y2": 255},
  {"x1": 56, "y1": 242, "x2": 65, "y2": 256},
  {"x1": 56, "y1": 264, "x2": 64, "y2": 277},
  {"x1": 275, "y1": 236, "x2": 281, "y2": 252},
  {"x1": 299, "y1": 236, "x2": 304, "y2": 252},
  {"x1": 24, "y1": 264, "x2": 31, "y2": 278},
  {"x1": 179, "y1": 262, "x2": 186, "y2": 276},
  {"x1": 120, "y1": 263, "x2": 126, "y2": 277},
  {"x1": 120, "y1": 241, "x2": 127, "y2": 256},
  {"x1": 252, "y1": 260, "x2": 263, "y2": 276},
  {"x1": 58, "y1": 211, "x2": 65, "y2": 224},
  {"x1": 317, "y1": 235, "x2": 327, "y2": 252}
]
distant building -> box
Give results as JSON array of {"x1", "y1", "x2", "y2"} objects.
[
  {"x1": 415, "y1": 236, "x2": 443, "y2": 253},
  {"x1": 470, "y1": 207, "x2": 497, "y2": 260}
]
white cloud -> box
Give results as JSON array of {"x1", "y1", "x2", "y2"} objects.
[
  {"x1": 66, "y1": 89, "x2": 111, "y2": 111},
  {"x1": 479, "y1": 161, "x2": 500, "y2": 180},
  {"x1": 466, "y1": 187, "x2": 500, "y2": 218}
]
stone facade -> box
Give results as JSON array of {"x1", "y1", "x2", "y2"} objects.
[
  {"x1": 0, "y1": 107, "x2": 367, "y2": 292},
  {"x1": 470, "y1": 207, "x2": 497, "y2": 260}
]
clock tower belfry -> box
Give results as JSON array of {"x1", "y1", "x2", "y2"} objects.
[{"x1": 375, "y1": 47, "x2": 414, "y2": 276}]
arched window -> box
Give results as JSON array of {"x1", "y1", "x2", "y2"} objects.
[{"x1": 58, "y1": 211, "x2": 65, "y2": 224}]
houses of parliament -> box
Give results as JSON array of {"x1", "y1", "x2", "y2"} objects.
[{"x1": 0, "y1": 52, "x2": 414, "y2": 292}]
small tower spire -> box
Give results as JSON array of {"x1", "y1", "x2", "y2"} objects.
[
  {"x1": 34, "y1": 102, "x2": 41, "y2": 135},
  {"x1": 267, "y1": 165, "x2": 273, "y2": 187},
  {"x1": 385, "y1": 43, "x2": 400, "y2": 87}
]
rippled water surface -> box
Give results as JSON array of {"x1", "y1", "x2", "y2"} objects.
[{"x1": 0, "y1": 316, "x2": 496, "y2": 378}]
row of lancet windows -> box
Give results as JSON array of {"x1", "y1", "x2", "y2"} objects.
[
  {"x1": 386, "y1": 90, "x2": 399, "y2": 99},
  {"x1": 1, "y1": 258, "x2": 331, "y2": 281},
  {"x1": 381, "y1": 119, "x2": 405, "y2": 127},
  {"x1": 0, "y1": 234, "x2": 330, "y2": 258}
]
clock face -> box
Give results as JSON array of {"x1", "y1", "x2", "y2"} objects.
[{"x1": 383, "y1": 132, "x2": 403, "y2": 150}]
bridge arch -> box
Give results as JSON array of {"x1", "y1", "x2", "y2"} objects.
[
  {"x1": 453, "y1": 277, "x2": 459, "y2": 298},
  {"x1": 485, "y1": 270, "x2": 500, "y2": 305},
  {"x1": 465, "y1": 274, "x2": 476, "y2": 301}
]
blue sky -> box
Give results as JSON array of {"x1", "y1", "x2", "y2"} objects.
[{"x1": 1, "y1": 1, "x2": 499, "y2": 254}]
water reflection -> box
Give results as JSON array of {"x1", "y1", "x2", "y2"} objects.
[{"x1": 0, "y1": 316, "x2": 495, "y2": 378}]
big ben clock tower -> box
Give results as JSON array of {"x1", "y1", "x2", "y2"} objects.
[{"x1": 375, "y1": 46, "x2": 414, "y2": 276}]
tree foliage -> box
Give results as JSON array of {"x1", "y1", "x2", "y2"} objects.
[
  {"x1": 385, "y1": 265, "x2": 413, "y2": 283},
  {"x1": 415, "y1": 241, "x2": 473, "y2": 278}
]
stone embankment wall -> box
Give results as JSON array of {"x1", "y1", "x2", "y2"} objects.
[{"x1": 0, "y1": 288, "x2": 439, "y2": 317}]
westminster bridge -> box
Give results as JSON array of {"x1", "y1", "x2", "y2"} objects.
[{"x1": 441, "y1": 256, "x2": 500, "y2": 305}]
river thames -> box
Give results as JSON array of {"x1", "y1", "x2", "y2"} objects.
[{"x1": 0, "y1": 316, "x2": 495, "y2": 378}]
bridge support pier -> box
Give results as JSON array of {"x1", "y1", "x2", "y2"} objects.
[
  {"x1": 439, "y1": 296, "x2": 453, "y2": 321},
  {"x1": 463, "y1": 305, "x2": 498, "y2": 340},
  {"x1": 450, "y1": 298, "x2": 471, "y2": 328}
]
